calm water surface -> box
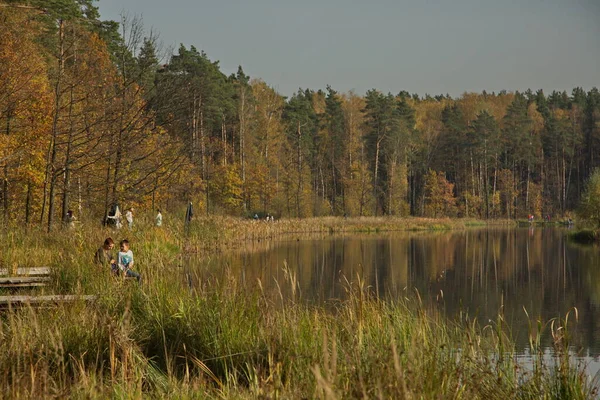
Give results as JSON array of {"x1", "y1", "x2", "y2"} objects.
[{"x1": 203, "y1": 227, "x2": 600, "y2": 375}]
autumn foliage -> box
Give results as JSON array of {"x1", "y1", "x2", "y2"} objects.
[{"x1": 1, "y1": 2, "x2": 599, "y2": 229}]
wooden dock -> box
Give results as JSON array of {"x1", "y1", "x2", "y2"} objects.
[
  {"x1": 0, "y1": 267, "x2": 51, "y2": 289},
  {"x1": 0, "y1": 276, "x2": 51, "y2": 288},
  {"x1": 0, "y1": 267, "x2": 96, "y2": 309},
  {"x1": 0, "y1": 294, "x2": 97, "y2": 308},
  {"x1": 0, "y1": 267, "x2": 51, "y2": 276}
]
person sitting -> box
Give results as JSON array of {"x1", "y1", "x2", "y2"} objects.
[
  {"x1": 117, "y1": 239, "x2": 141, "y2": 283},
  {"x1": 94, "y1": 237, "x2": 118, "y2": 275}
]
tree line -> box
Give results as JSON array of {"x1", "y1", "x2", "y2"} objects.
[{"x1": 1, "y1": 0, "x2": 599, "y2": 230}]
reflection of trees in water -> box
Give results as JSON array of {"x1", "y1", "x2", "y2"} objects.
[{"x1": 202, "y1": 228, "x2": 600, "y2": 355}]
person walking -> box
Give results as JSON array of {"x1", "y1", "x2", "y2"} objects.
[
  {"x1": 155, "y1": 209, "x2": 163, "y2": 227},
  {"x1": 106, "y1": 204, "x2": 122, "y2": 229},
  {"x1": 125, "y1": 207, "x2": 134, "y2": 230},
  {"x1": 65, "y1": 210, "x2": 76, "y2": 229}
]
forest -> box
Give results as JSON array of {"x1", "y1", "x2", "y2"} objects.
[{"x1": 1, "y1": 0, "x2": 599, "y2": 231}]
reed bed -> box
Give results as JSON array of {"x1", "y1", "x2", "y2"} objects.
[
  {"x1": 136, "y1": 215, "x2": 515, "y2": 253},
  {"x1": 0, "y1": 217, "x2": 594, "y2": 398}
]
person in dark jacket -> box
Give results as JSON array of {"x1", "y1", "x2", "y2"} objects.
[{"x1": 94, "y1": 237, "x2": 117, "y2": 275}]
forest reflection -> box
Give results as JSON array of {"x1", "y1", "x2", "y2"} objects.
[{"x1": 200, "y1": 228, "x2": 600, "y2": 356}]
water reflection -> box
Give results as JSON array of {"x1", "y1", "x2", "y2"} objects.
[{"x1": 201, "y1": 228, "x2": 600, "y2": 359}]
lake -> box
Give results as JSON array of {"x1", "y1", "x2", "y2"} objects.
[{"x1": 200, "y1": 227, "x2": 600, "y2": 375}]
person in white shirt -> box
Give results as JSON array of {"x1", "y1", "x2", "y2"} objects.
[
  {"x1": 155, "y1": 209, "x2": 163, "y2": 227},
  {"x1": 125, "y1": 207, "x2": 134, "y2": 229},
  {"x1": 106, "y1": 204, "x2": 122, "y2": 229}
]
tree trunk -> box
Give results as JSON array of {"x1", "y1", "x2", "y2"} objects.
[
  {"x1": 239, "y1": 87, "x2": 246, "y2": 183},
  {"x1": 360, "y1": 142, "x2": 366, "y2": 217},
  {"x1": 221, "y1": 118, "x2": 227, "y2": 166},
  {"x1": 374, "y1": 136, "x2": 383, "y2": 216},
  {"x1": 110, "y1": 126, "x2": 123, "y2": 205},
  {"x1": 47, "y1": 19, "x2": 65, "y2": 233},
  {"x1": 296, "y1": 121, "x2": 302, "y2": 217},
  {"x1": 191, "y1": 93, "x2": 197, "y2": 159},
  {"x1": 25, "y1": 181, "x2": 32, "y2": 224},
  {"x1": 470, "y1": 152, "x2": 475, "y2": 196},
  {"x1": 484, "y1": 146, "x2": 489, "y2": 219},
  {"x1": 388, "y1": 159, "x2": 395, "y2": 215},
  {"x1": 200, "y1": 109, "x2": 206, "y2": 179},
  {"x1": 61, "y1": 85, "x2": 75, "y2": 224},
  {"x1": 102, "y1": 136, "x2": 113, "y2": 223},
  {"x1": 525, "y1": 162, "x2": 530, "y2": 213}
]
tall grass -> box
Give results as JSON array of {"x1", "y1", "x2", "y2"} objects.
[{"x1": 0, "y1": 217, "x2": 595, "y2": 398}]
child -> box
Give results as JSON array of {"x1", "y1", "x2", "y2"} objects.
[{"x1": 117, "y1": 239, "x2": 141, "y2": 283}]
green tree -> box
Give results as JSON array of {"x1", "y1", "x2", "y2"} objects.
[
  {"x1": 584, "y1": 88, "x2": 600, "y2": 177},
  {"x1": 323, "y1": 86, "x2": 346, "y2": 214},
  {"x1": 502, "y1": 93, "x2": 534, "y2": 217},
  {"x1": 136, "y1": 36, "x2": 160, "y2": 102},
  {"x1": 154, "y1": 45, "x2": 235, "y2": 214},
  {"x1": 282, "y1": 89, "x2": 318, "y2": 217},
  {"x1": 436, "y1": 104, "x2": 468, "y2": 193},
  {"x1": 579, "y1": 168, "x2": 600, "y2": 227},
  {"x1": 469, "y1": 110, "x2": 500, "y2": 218},
  {"x1": 363, "y1": 90, "x2": 402, "y2": 215},
  {"x1": 231, "y1": 66, "x2": 253, "y2": 210},
  {"x1": 341, "y1": 92, "x2": 372, "y2": 216}
]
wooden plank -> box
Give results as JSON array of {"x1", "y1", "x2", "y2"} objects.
[
  {"x1": 0, "y1": 283, "x2": 47, "y2": 288},
  {"x1": 0, "y1": 295, "x2": 97, "y2": 308},
  {"x1": 0, "y1": 277, "x2": 51, "y2": 284},
  {"x1": 0, "y1": 267, "x2": 50, "y2": 276}
]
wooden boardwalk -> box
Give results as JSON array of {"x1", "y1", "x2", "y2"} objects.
[
  {"x1": 0, "y1": 267, "x2": 95, "y2": 308},
  {"x1": 0, "y1": 268, "x2": 51, "y2": 289},
  {"x1": 0, "y1": 276, "x2": 50, "y2": 288},
  {"x1": 0, "y1": 267, "x2": 51, "y2": 276},
  {"x1": 0, "y1": 295, "x2": 97, "y2": 308}
]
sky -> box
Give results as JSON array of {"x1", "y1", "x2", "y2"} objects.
[{"x1": 97, "y1": 0, "x2": 600, "y2": 98}]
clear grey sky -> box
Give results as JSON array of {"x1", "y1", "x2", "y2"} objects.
[{"x1": 98, "y1": 0, "x2": 599, "y2": 97}]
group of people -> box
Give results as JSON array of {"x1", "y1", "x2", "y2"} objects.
[
  {"x1": 105, "y1": 205, "x2": 163, "y2": 229},
  {"x1": 94, "y1": 237, "x2": 141, "y2": 283},
  {"x1": 105, "y1": 205, "x2": 135, "y2": 229},
  {"x1": 253, "y1": 213, "x2": 275, "y2": 221},
  {"x1": 93, "y1": 207, "x2": 166, "y2": 284},
  {"x1": 528, "y1": 214, "x2": 553, "y2": 223}
]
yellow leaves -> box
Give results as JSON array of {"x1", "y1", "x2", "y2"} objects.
[
  {"x1": 209, "y1": 165, "x2": 244, "y2": 213},
  {"x1": 414, "y1": 101, "x2": 445, "y2": 139},
  {"x1": 341, "y1": 91, "x2": 366, "y2": 153},
  {"x1": 527, "y1": 103, "x2": 544, "y2": 134},
  {"x1": 423, "y1": 170, "x2": 457, "y2": 218},
  {"x1": 0, "y1": 5, "x2": 52, "y2": 182},
  {"x1": 553, "y1": 108, "x2": 569, "y2": 121},
  {"x1": 246, "y1": 162, "x2": 275, "y2": 208},
  {"x1": 459, "y1": 92, "x2": 484, "y2": 123}
]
